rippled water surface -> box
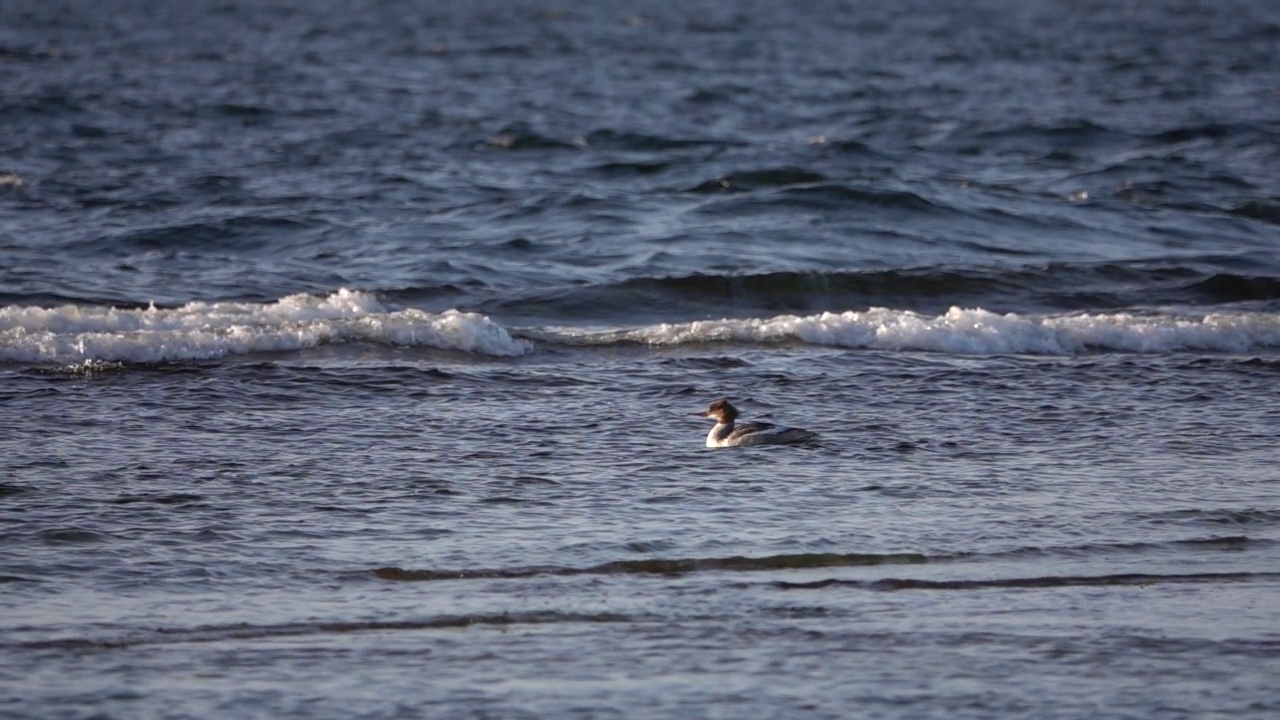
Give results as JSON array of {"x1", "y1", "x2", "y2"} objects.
[{"x1": 3, "y1": 1, "x2": 1280, "y2": 718}]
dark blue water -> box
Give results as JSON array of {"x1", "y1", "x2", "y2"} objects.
[{"x1": 3, "y1": 1, "x2": 1280, "y2": 718}]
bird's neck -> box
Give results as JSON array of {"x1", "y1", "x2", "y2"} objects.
[{"x1": 710, "y1": 420, "x2": 734, "y2": 440}]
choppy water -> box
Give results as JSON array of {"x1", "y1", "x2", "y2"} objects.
[{"x1": 3, "y1": 1, "x2": 1280, "y2": 718}]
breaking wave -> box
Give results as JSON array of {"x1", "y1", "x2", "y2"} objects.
[
  {"x1": 0, "y1": 289, "x2": 531, "y2": 363},
  {"x1": 526, "y1": 306, "x2": 1280, "y2": 355},
  {"x1": 5, "y1": 290, "x2": 1278, "y2": 364}
]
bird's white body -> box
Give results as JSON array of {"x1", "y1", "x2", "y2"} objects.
[
  {"x1": 705, "y1": 421, "x2": 815, "y2": 447},
  {"x1": 698, "y1": 400, "x2": 816, "y2": 448}
]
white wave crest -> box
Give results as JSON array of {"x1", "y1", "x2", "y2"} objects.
[
  {"x1": 537, "y1": 307, "x2": 1280, "y2": 355},
  {"x1": 0, "y1": 289, "x2": 531, "y2": 363}
]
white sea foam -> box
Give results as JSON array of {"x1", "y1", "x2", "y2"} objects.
[
  {"x1": 6, "y1": 297, "x2": 1277, "y2": 364},
  {"x1": 0, "y1": 289, "x2": 531, "y2": 363},
  {"x1": 536, "y1": 307, "x2": 1280, "y2": 355}
]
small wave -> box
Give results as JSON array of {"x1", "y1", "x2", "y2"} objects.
[
  {"x1": 39, "y1": 528, "x2": 109, "y2": 544},
  {"x1": 16, "y1": 611, "x2": 639, "y2": 651},
  {"x1": 528, "y1": 306, "x2": 1280, "y2": 355},
  {"x1": 774, "y1": 184, "x2": 941, "y2": 212},
  {"x1": 974, "y1": 119, "x2": 1123, "y2": 144},
  {"x1": 629, "y1": 269, "x2": 1010, "y2": 305},
  {"x1": 0, "y1": 289, "x2": 531, "y2": 364},
  {"x1": 1147, "y1": 123, "x2": 1246, "y2": 145},
  {"x1": 211, "y1": 102, "x2": 273, "y2": 118},
  {"x1": 475, "y1": 122, "x2": 579, "y2": 151},
  {"x1": 482, "y1": 262, "x2": 1280, "y2": 323},
  {"x1": 1229, "y1": 199, "x2": 1280, "y2": 225},
  {"x1": 984, "y1": 535, "x2": 1268, "y2": 559},
  {"x1": 580, "y1": 129, "x2": 740, "y2": 151},
  {"x1": 686, "y1": 175, "x2": 942, "y2": 214},
  {"x1": 588, "y1": 160, "x2": 677, "y2": 177},
  {"x1": 774, "y1": 571, "x2": 1279, "y2": 591},
  {"x1": 474, "y1": 126, "x2": 741, "y2": 154},
  {"x1": 483, "y1": 268, "x2": 1026, "y2": 321},
  {"x1": 373, "y1": 551, "x2": 928, "y2": 582},
  {"x1": 1132, "y1": 508, "x2": 1280, "y2": 527},
  {"x1": 112, "y1": 216, "x2": 318, "y2": 251},
  {"x1": 0, "y1": 575, "x2": 36, "y2": 583},
  {"x1": 0, "y1": 45, "x2": 59, "y2": 62},
  {"x1": 107, "y1": 493, "x2": 206, "y2": 506},
  {"x1": 1185, "y1": 274, "x2": 1280, "y2": 303},
  {"x1": 686, "y1": 167, "x2": 828, "y2": 193}
]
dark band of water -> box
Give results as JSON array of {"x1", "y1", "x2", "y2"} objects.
[
  {"x1": 373, "y1": 551, "x2": 929, "y2": 582},
  {"x1": 772, "y1": 571, "x2": 1280, "y2": 591}
]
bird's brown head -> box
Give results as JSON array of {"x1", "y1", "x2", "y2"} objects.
[{"x1": 699, "y1": 399, "x2": 739, "y2": 423}]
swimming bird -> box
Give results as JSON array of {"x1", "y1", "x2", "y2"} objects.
[{"x1": 696, "y1": 399, "x2": 817, "y2": 448}]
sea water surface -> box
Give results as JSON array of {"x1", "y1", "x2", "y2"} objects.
[{"x1": 3, "y1": 1, "x2": 1280, "y2": 718}]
